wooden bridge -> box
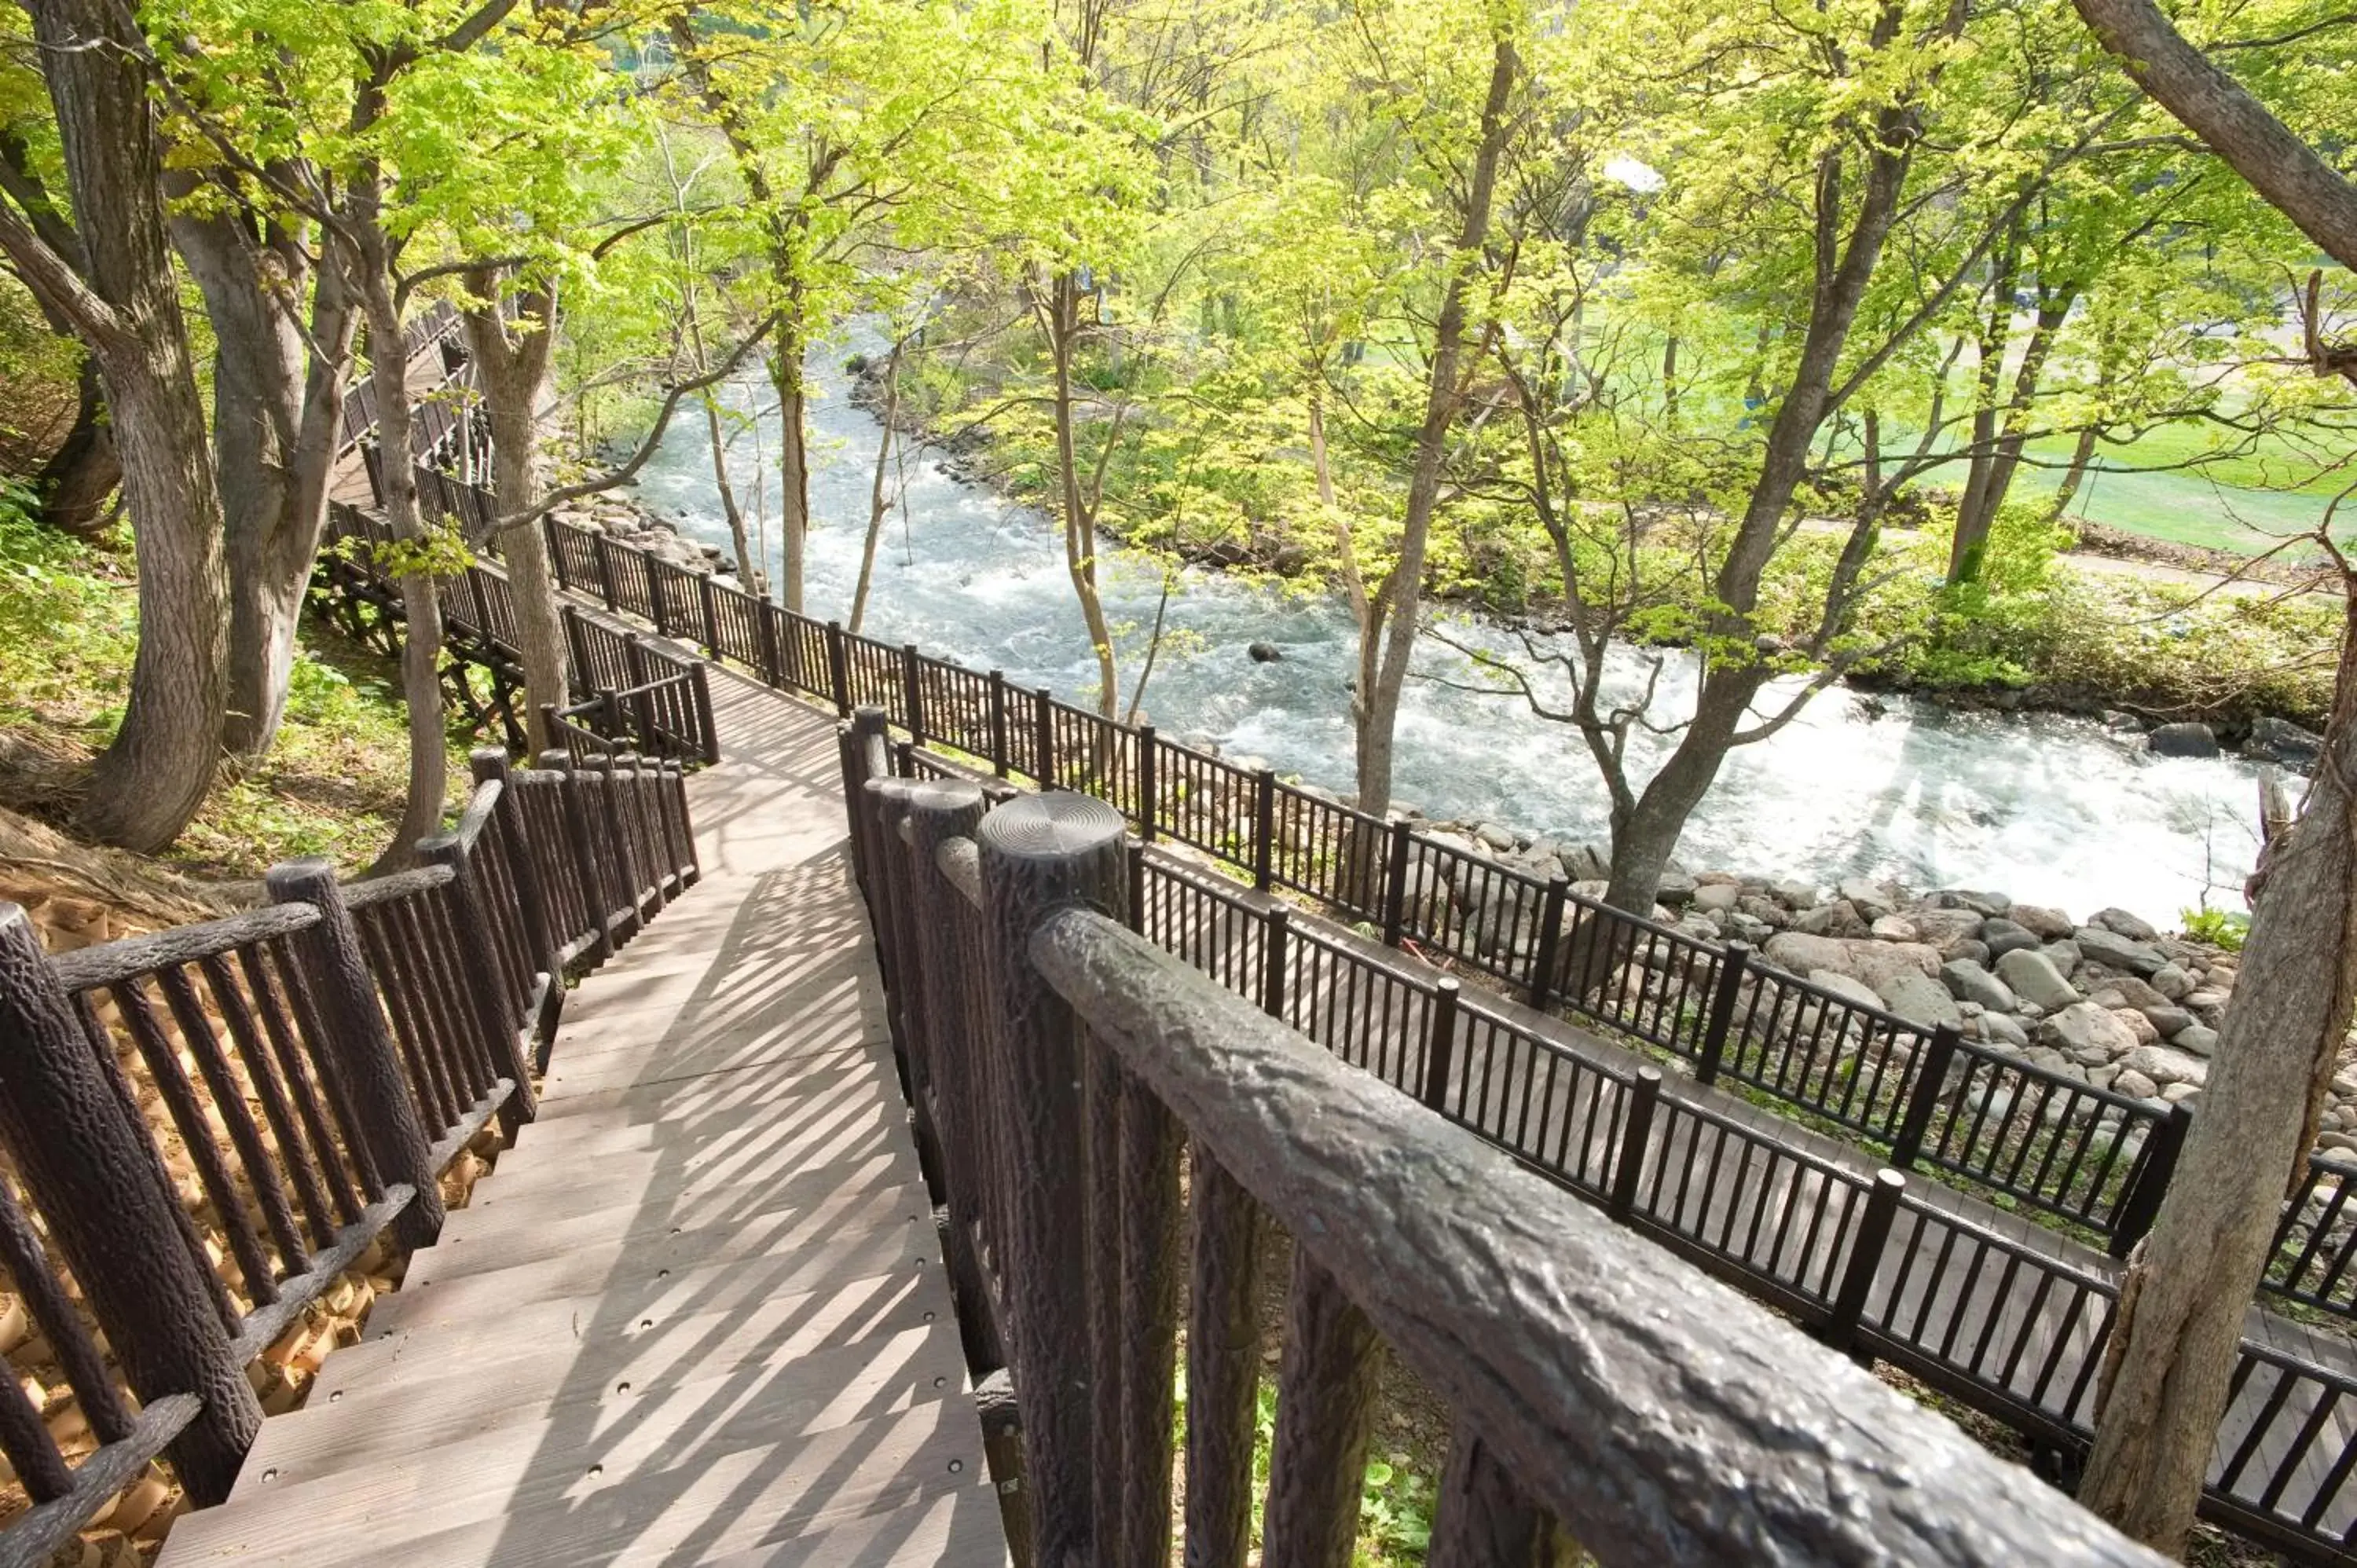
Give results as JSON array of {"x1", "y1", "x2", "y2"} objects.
[{"x1": 0, "y1": 322, "x2": 2322, "y2": 1565}]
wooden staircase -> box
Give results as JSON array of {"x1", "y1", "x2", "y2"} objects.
[{"x1": 155, "y1": 685, "x2": 1010, "y2": 1566}]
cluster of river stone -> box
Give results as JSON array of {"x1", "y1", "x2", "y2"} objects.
[
  {"x1": 548, "y1": 497, "x2": 732, "y2": 575},
  {"x1": 1394, "y1": 816, "x2": 2357, "y2": 1155}
]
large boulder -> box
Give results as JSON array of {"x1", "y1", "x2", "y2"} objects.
[
  {"x1": 1941, "y1": 958, "x2": 2018, "y2": 1013},
  {"x1": 1761, "y1": 933, "x2": 1941, "y2": 996},
  {"x1": 2243, "y1": 715, "x2": 2323, "y2": 771},
  {"x1": 1978, "y1": 917, "x2": 2041, "y2": 958},
  {"x1": 2091, "y1": 907, "x2": 2161, "y2": 942},
  {"x1": 1995, "y1": 947, "x2": 2080, "y2": 1011},
  {"x1": 2147, "y1": 721, "x2": 2220, "y2": 758},
  {"x1": 2040, "y1": 1002, "x2": 2141, "y2": 1058},
  {"x1": 1878, "y1": 969, "x2": 1963, "y2": 1031},
  {"x1": 1909, "y1": 907, "x2": 1987, "y2": 948},
  {"x1": 2075, "y1": 925, "x2": 2167, "y2": 976},
  {"x1": 2123, "y1": 1043, "x2": 2209, "y2": 1088},
  {"x1": 1809, "y1": 969, "x2": 1885, "y2": 1013},
  {"x1": 1692, "y1": 881, "x2": 1741, "y2": 914},
  {"x1": 1838, "y1": 877, "x2": 1898, "y2": 918},
  {"x1": 2009, "y1": 903, "x2": 2076, "y2": 940}
]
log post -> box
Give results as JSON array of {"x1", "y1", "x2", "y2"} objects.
[
  {"x1": 755, "y1": 595, "x2": 784, "y2": 687},
  {"x1": 827, "y1": 620, "x2": 852, "y2": 717},
  {"x1": 264, "y1": 860, "x2": 447, "y2": 1248},
  {"x1": 904, "y1": 779, "x2": 1006, "y2": 1374},
  {"x1": 1827, "y1": 1169, "x2": 1906, "y2": 1357},
  {"x1": 691, "y1": 661, "x2": 720, "y2": 764},
  {"x1": 1382, "y1": 820, "x2": 1415, "y2": 948},
  {"x1": 1252, "y1": 768, "x2": 1276, "y2": 892},
  {"x1": 1135, "y1": 724, "x2": 1158, "y2": 843},
  {"x1": 1890, "y1": 1023, "x2": 1962, "y2": 1173},
  {"x1": 975, "y1": 792, "x2": 1129, "y2": 1567},
  {"x1": 989, "y1": 669, "x2": 1011, "y2": 778},
  {"x1": 1609, "y1": 1068, "x2": 1662, "y2": 1222},
  {"x1": 1420, "y1": 979, "x2": 1461, "y2": 1113},
  {"x1": 697, "y1": 570, "x2": 721, "y2": 658},
  {"x1": 1527, "y1": 874, "x2": 1570, "y2": 1010},
  {"x1": 1696, "y1": 942, "x2": 1750, "y2": 1085},
  {"x1": 2111, "y1": 1101, "x2": 2194, "y2": 1257},
  {"x1": 0, "y1": 905, "x2": 263, "y2": 1506}
]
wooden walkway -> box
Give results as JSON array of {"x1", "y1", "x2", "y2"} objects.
[{"x1": 159, "y1": 676, "x2": 1010, "y2": 1566}]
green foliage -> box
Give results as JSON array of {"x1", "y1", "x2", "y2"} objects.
[
  {"x1": 2181, "y1": 907, "x2": 2251, "y2": 952},
  {"x1": 0, "y1": 486, "x2": 464, "y2": 877}
]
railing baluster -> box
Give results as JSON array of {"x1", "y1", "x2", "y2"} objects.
[
  {"x1": 1261, "y1": 1249, "x2": 1380, "y2": 1568},
  {"x1": 1428, "y1": 1426, "x2": 1547, "y2": 1568},
  {"x1": 1185, "y1": 1146, "x2": 1265, "y2": 1568}
]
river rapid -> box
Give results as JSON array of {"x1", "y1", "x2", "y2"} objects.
[{"x1": 629, "y1": 350, "x2": 2275, "y2": 922}]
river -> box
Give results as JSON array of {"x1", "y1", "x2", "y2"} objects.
[{"x1": 629, "y1": 351, "x2": 2275, "y2": 922}]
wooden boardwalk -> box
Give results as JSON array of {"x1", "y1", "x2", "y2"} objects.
[{"x1": 159, "y1": 676, "x2": 1010, "y2": 1566}]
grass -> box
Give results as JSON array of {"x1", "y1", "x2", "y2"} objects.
[{"x1": 0, "y1": 491, "x2": 470, "y2": 881}]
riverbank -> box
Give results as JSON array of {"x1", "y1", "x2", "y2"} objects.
[{"x1": 852, "y1": 352, "x2": 2341, "y2": 742}]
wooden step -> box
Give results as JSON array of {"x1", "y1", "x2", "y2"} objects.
[
  {"x1": 449, "y1": 1149, "x2": 919, "y2": 1247},
  {"x1": 233, "y1": 1323, "x2": 970, "y2": 1497},
  {"x1": 533, "y1": 1053, "x2": 898, "y2": 1121},
  {"x1": 158, "y1": 1396, "x2": 987, "y2": 1568},
  {"x1": 313, "y1": 1269, "x2": 938, "y2": 1414},
  {"x1": 363, "y1": 1218, "x2": 933, "y2": 1338},
  {"x1": 495, "y1": 1090, "x2": 907, "y2": 1181},
  {"x1": 412, "y1": 1181, "x2": 930, "y2": 1285},
  {"x1": 685, "y1": 1486, "x2": 1010, "y2": 1566}
]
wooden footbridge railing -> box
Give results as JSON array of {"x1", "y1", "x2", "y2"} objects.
[
  {"x1": 840, "y1": 710, "x2": 2357, "y2": 1566},
  {"x1": 0, "y1": 749, "x2": 699, "y2": 1564},
  {"x1": 838, "y1": 720, "x2": 2162, "y2": 1566}
]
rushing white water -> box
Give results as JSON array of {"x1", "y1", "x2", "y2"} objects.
[{"x1": 630, "y1": 352, "x2": 2275, "y2": 922}]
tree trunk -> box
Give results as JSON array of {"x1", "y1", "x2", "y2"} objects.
[
  {"x1": 352, "y1": 188, "x2": 443, "y2": 874},
  {"x1": 15, "y1": 0, "x2": 228, "y2": 852},
  {"x1": 2080, "y1": 595, "x2": 2357, "y2": 1552},
  {"x1": 1354, "y1": 36, "x2": 1519, "y2": 820},
  {"x1": 772, "y1": 324, "x2": 812, "y2": 614},
  {"x1": 1048, "y1": 274, "x2": 1121, "y2": 721},
  {"x1": 849, "y1": 341, "x2": 902, "y2": 634},
  {"x1": 462, "y1": 275, "x2": 564, "y2": 754},
  {"x1": 702, "y1": 390, "x2": 758, "y2": 590},
  {"x1": 173, "y1": 207, "x2": 356, "y2": 757},
  {"x1": 35, "y1": 355, "x2": 119, "y2": 536}
]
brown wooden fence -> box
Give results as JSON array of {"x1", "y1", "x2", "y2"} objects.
[
  {"x1": 0, "y1": 749, "x2": 698, "y2": 1563},
  {"x1": 856, "y1": 716, "x2": 2357, "y2": 1566},
  {"x1": 837, "y1": 722, "x2": 2167, "y2": 1568}
]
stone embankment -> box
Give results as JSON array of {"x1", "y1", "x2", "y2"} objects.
[{"x1": 1392, "y1": 812, "x2": 2335, "y2": 1146}]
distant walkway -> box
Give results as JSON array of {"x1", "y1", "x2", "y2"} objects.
[{"x1": 158, "y1": 675, "x2": 1009, "y2": 1566}]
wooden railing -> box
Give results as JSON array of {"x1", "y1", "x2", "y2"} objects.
[
  {"x1": 0, "y1": 748, "x2": 698, "y2": 1559},
  {"x1": 837, "y1": 724, "x2": 2165, "y2": 1567},
  {"x1": 855, "y1": 716, "x2": 2357, "y2": 1566},
  {"x1": 475, "y1": 503, "x2": 2357, "y2": 1301}
]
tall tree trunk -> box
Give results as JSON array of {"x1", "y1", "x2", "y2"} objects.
[
  {"x1": 35, "y1": 355, "x2": 119, "y2": 536},
  {"x1": 772, "y1": 319, "x2": 812, "y2": 614},
  {"x1": 2061, "y1": 0, "x2": 2357, "y2": 1546},
  {"x1": 350, "y1": 157, "x2": 444, "y2": 874},
  {"x1": 9, "y1": 0, "x2": 229, "y2": 852},
  {"x1": 1048, "y1": 274, "x2": 1121, "y2": 721},
  {"x1": 173, "y1": 207, "x2": 357, "y2": 757},
  {"x1": 849, "y1": 341, "x2": 902, "y2": 634},
  {"x1": 2080, "y1": 595, "x2": 2357, "y2": 1551},
  {"x1": 702, "y1": 391, "x2": 758, "y2": 590},
  {"x1": 462, "y1": 273, "x2": 564, "y2": 754},
  {"x1": 1354, "y1": 35, "x2": 1519, "y2": 820}
]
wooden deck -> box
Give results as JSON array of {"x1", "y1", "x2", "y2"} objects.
[{"x1": 158, "y1": 676, "x2": 1010, "y2": 1566}]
